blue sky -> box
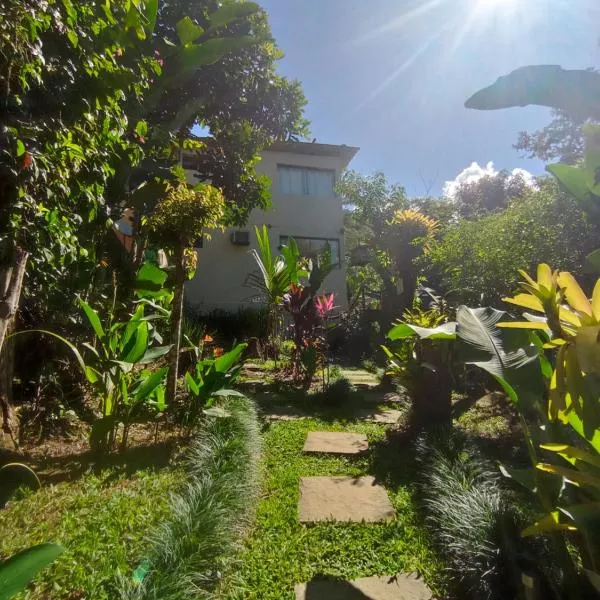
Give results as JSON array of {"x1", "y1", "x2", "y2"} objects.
[{"x1": 259, "y1": 0, "x2": 600, "y2": 196}]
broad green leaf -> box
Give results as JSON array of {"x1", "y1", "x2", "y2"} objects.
[
  {"x1": 16, "y1": 140, "x2": 25, "y2": 157},
  {"x1": 135, "y1": 262, "x2": 168, "y2": 298},
  {"x1": 206, "y1": 2, "x2": 260, "y2": 31},
  {"x1": 185, "y1": 372, "x2": 200, "y2": 396},
  {"x1": 521, "y1": 511, "x2": 576, "y2": 538},
  {"x1": 547, "y1": 163, "x2": 591, "y2": 202},
  {"x1": 541, "y1": 443, "x2": 600, "y2": 469},
  {"x1": 585, "y1": 569, "x2": 600, "y2": 593},
  {"x1": 214, "y1": 343, "x2": 247, "y2": 373},
  {"x1": 80, "y1": 300, "x2": 105, "y2": 341},
  {"x1": 387, "y1": 322, "x2": 456, "y2": 341},
  {"x1": 139, "y1": 345, "x2": 172, "y2": 364},
  {"x1": 0, "y1": 543, "x2": 64, "y2": 600},
  {"x1": 566, "y1": 408, "x2": 600, "y2": 453},
  {"x1": 120, "y1": 321, "x2": 149, "y2": 364},
  {"x1": 142, "y1": 0, "x2": 158, "y2": 32},
  {"x1": 134, "y1": 120, "x2": 148, "y2": 137},
  {"x1": 537, "y1": 462, "x2": 600, "y2": 490},
  {"x1": 175, "y1": 16, "x2": 205, "y2": 45},
  {"x1": 575, "y1": 326, "x2": 600, "y2": 374},
  {"x1": 584, "y1": 123, "x2": 600, "y2": 196},
  {"x1": 559, "y1": 502, "x2": 600, "y2": 532},
  {"x1": 134, "y1": 367, "x2": 167, "y2": 401},
  {"x1": 174, "y1": 36, "x2": 255, "y2": 72},
  {"x1": 499, "y1": 464, "x2": 537, "y2": 493}
]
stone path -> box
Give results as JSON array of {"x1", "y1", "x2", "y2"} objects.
[
  {"x1": 303, "y1": 431, "x2": 368, "y2": 455},
  {"x1": 354, "y1": 408, "x2": 402, "y2": 424},
  {"x1": 295, "y1": 415, "x2": 432, "y2": 598},
  {"x1": 340, "y1": 369, "x2": 381, "y2": 389},
  {"x1": 298, "y1": 476, "x2": 395, "y2": 523},
  {"x1": 295, "y1": 573, "x2": 432, "y2": 600}
]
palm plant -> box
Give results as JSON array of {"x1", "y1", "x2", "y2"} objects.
[{"x1": 247, "y1": 225, "x2": 305, "y2": 360}]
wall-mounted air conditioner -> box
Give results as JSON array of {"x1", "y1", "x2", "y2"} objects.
[{"x1": 230, "y1": 230, "x2": 250, "y2": 246}]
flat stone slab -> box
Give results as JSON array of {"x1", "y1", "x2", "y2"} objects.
[
  {"x1": 355, "y1": 409, "x2": 402, "y2": 424},
  {"x1": 303, "y1": 432, "x2": 368, "y2": 455},
  {"x1": 295, "y1": 573, "x2": 432, "y2": 600},
  {"x1": 264, "y1": 405, "x2": 307, "y2": 422},
  {"x1": 298, "y1": 476, "x2": 394, "y2": 523}
]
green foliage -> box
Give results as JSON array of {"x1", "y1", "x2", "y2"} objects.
[
  {"x1": 0, "y1": 463, "x2": 40, "y2": 509},
  {"x1": 427, "y1": 182, "x2": 599, "y2": 304},
  {"x1": 0, "y1": 468, "x2": 177, "y2": 599},
  {"x1": 0, "y1": 543, "x2": 64, "y2": 600},
  {"x1": 79, "y1": 298, "x2": 171, "y2": 451},
  {"x1": 226, "y1": 417, "x2": 445, "y2": 599},
  {"x1": 120, "y1": 396, "x2": 260, "y2": 600},
  {"x1": 183, "y1": 343, "x2": 248, "y2": 427},
  {"x1": 415, "y1": 429, "x2": 535, "y2": 600},
  {"x1": 148, "y1": 183, "x2": 225, "y2": 248}
]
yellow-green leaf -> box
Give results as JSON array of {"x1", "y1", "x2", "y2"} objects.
[
  {"x1": 592, "y1": 279, "x2": 600, "y2": 321},
  {"x1": 576, "y1": 326, "x2": 600, "y2": 374},
  {"x1": 558, "y1": 271, "x2": 592, "y2": 316},
  {"x1": 522, "y1": 511, "x2": 576, "y2": 537},
  {"x1": 536, "y1": 462, "x2": 600, "y2": 489},
  {"x1": 503, "y1": 293, "x2": 544, "y2": 313},
  {"x1": 537, "y1": 263, "x2": 553, "y2": 291},
  {"x1": 540, "y1": 443, "x2": 600, "y2": 469},
  {"x1": 497, "y1": 321, "x2": 549, "y2": 330}
]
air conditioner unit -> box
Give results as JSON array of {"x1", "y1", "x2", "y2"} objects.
[{"x1": 230, "y1": 230, "x2": 250, "y2": 246}]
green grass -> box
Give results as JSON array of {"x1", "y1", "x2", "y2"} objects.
[
  {"x1": 0, "y1": 467, "x2": 178, "y2": 599},
  {"x1": 224, "y1": 417, "x2": 446, "y2": 599}
]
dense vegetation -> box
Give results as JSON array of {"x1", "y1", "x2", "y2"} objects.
[{"x1": 2, "y1": 2, "x2": 600, "y2": 599}]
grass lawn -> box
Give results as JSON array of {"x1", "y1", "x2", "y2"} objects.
[
  {"x1": 224, "y1": 416, "x2": 446, "y2": 599},
  {"x1": 0, "y1": 463, "x2": 180, "y2": 599}
]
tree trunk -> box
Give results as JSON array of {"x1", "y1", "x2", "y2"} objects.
[
  {"x1": 0, "y1": 247, "x2": 27, "y2": 446},
  {"x1": 166, "y1": 245, "x2": 185, "y2": 405},
  {"x1": 0, "y1": 247, "x2": 27, "y2": 356}
]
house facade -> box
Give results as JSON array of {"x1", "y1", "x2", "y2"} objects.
[{"x1": 184, "y1": 140, "x2": 359, "y2": 313}]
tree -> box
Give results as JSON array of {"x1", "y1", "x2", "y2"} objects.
[
  {"x1": 450, "y1": 170, "x2": 532, "y2": 219},
  {"x1": 149, "y1": 182, "x2": 224, "y2": 406},
  {"x1": 515, "y1": 109, "x2": 587, "y2": 165},
  {"x1": 426, "y1": 180, "x2": 600, "y2": 305}
]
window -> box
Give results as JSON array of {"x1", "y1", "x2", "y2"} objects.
[
  {"x1": 277, "y1": 165, "x2": 335, "y2": 197},
  {"x1": 280, "y1": 236, "x2": 341, "y2": 266}
]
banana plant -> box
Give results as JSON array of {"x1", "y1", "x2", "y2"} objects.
[
  {"x1": 183, "y1": 342, "x2": 248, "y2": 428},
  {"x1": 80, "y1": 300, "x2": 171, "y2": 452}
]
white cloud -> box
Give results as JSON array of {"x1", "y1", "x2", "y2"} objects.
[{"x1": 443, "y1": 161, "x2": 536, "y2": 199}]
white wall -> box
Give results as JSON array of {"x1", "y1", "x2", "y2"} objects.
[{"x1": 184, "y1": 147, "x2": 349, "y2": 314}]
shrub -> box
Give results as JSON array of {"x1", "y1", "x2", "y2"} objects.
[
  {"x1": 426, "y1": 180, "x2": 600, "y2": 305},
  {"x1": 120, "y1": 396, "x2": 260, "y2": 600},
  {"x1": 415, "y1": 429, "x2": 528, "y2": 600},
  {"x1": 322, "y1": 377, "x2": 354, "y2": 405}
]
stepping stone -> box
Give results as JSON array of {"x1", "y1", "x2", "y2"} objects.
[
  {"x1": 303, "y1": 432, "x2": 368, "y2": 455},
  {"x1": 295, "y1": 572, "x2": 432, "y2": 600},
  {"x1": 298, "y1": 476, "x2": 394, "y2": 523},
  {"x1": 355, "y1": 409, "x2": 402, "y2": 424},
  {"x1": 264, "y1": 405, "x2": 307, "y2": 422}
]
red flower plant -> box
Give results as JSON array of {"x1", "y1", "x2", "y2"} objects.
[{"x1": 315, "y1": 293, "x2": 335, "y2": 318}]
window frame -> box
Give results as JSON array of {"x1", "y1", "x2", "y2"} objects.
[
  {"x1": 279, "y1": 235, "x2": 341, "y2": 267},
  {"x1": 276, "y1": 164, "x2": 336, "y2": 198}
]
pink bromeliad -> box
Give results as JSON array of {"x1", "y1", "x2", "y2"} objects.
[{"x1": 315, "y1": 292, "x2": 335, "y2": 318}]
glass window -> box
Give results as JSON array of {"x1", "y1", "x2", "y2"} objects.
[
  {"x1": 280, "y1": 236, "x2": 340, "y2": 266},
  {"x1": 277, "y1": 165, "x2": 335, "y2": 197}
]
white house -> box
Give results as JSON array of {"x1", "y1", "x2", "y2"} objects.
[{"x1": 184, "y1": 140, "x2": 359, "y2": 313}]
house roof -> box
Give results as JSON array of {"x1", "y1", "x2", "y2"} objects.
[{"x1": 266, "y1": 141, "x2": 359, "y2": 170}]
